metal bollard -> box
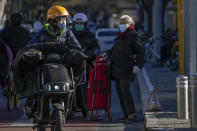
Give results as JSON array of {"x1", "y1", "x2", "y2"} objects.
[
  {"x1": 190, "y1": 74, "x2": 197, "y2": 129},
  {"x1": 176, "y1": 75, "x2": 189, "y2": 119}
]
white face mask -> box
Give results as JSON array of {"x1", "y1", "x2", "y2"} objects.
[{"x1": 119, "y1": 24, "x2": 127, "y2": 32}]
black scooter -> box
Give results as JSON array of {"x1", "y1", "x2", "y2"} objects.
[
  {"x1": 33, "y1": 54, "x2": 74, "y2": 131},
  {"x1": 14, "y1": 42, "x2": 86, "y2": 131}
]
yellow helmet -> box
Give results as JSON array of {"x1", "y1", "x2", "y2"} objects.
[{"x1": 47, "y1": 6, "x2": 69, "y2": 21}]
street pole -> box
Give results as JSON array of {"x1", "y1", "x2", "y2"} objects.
[
  {"x1": 189, "y1": 0, "x2": 197, "y2": 75},
  {"x1": 182, "y1": 0, "x2": 197, "y2": 130},
  {"x1": 189, "y1": 1, "x2": 197, "y2": 130},
  {"x1": 183, "y1": 0, "x2": 197, "y2": 76},
  {"x1": 152, "y1": 0, "x2": 163, "y2": 63},
  {"x1": 177, "y1": 0, "x2": 184, "y2": 75}
]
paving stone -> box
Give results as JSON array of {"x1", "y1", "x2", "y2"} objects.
[
  {"x1": 157, "y1": 122, "x2": 170, "y2": 126},
  {"x1": 173, "y1": 123, "x2": 190, "y2": 128},
  {"x1": 155, "y1": 112, "x2": 165, "y2": 118},
  {"x1": 147, "y1": 125, "x2": 160, "y2": 128},
  {"x1": 158, "y1": 125, "x2": 173, "y2": 128}
]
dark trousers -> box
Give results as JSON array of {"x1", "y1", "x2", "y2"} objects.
[
  {"x1": 76, "y1": 85, "x2": 87, "y2": 110},
  {"x1": 115, "y1": 78, "x2": 136, "y2": 117}
]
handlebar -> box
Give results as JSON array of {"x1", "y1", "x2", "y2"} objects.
[
  {"x1": 26, "y1": 42, "x2": 82, "y2": 55},
  {"x1": 17, "y1": 42, "x2": 89, "y2": 65}
]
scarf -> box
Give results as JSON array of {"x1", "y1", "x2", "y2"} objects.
[{"x1": 117, "y1": 25, "x2": 135, "y2": 38}]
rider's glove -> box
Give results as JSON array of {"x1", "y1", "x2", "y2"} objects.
[{"x1": 133, "y1": 66, "x2": 141, "y2": 74}]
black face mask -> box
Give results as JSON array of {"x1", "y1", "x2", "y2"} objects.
[{"x1": 48, "y1": 19, "x2": 61, "y2": 36}]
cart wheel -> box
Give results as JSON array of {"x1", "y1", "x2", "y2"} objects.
[
  {"x1": 14, "y1": 94, "x2": 20, "y2": 110},
  {"x1": 87, "y1": 111, "x2": 93, "y2": 120},
  {"x1": 108, "y1": 111, "x2": 112, "y2": 121}
]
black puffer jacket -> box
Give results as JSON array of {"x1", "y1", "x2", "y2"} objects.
[
  {"x1": 1, "y1": 25, "x2": 31, "y2": 57},
  {"x1": 109, "y1": 29, "x2": 145, "y2": 81},
  {"x1": 73, "y1": 30, "x2": 100, "y2": 60}
]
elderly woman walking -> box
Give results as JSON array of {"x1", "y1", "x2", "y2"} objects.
[{"x1": 107, "y1": 15, "x2": 145, "y2": 121}]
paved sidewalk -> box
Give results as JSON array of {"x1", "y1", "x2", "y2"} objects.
[{"x1": 144, "y1": 64, "x2": 191, "y2": 131}]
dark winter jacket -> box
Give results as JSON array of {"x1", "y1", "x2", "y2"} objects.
[
  {"x1": 27, "y1": 24, "x2": 81, "y2": 49},
  {"x1": 108, "y1": 28, "x2": 145, "y2": 81},
  {"x1": 0, "y1": 24, "x2": 31, "y2": 57},
  {"x1": 73, "y1": 30, "x2": 99, "y2": 60}
]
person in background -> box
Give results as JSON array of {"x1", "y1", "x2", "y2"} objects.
[
  {"x1": 72, "y1": 12, "x2": 100, "y2": 117},
  {"x1": 1, "y1": 13, "x2": 31, "y2": 58},
  {"x1": 107, "y1": 15, "x2": 145, "y2": 122},
  {"x1": 72, "y1": 13, "x2": 99, "y2": 60}
]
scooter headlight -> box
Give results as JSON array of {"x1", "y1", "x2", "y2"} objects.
[
  {"x1": 47, "y1": 82, "x2": 70, "y2": 92},
  {"x1": 54, "y1": 85, "x2": 61, "y2": 90}
]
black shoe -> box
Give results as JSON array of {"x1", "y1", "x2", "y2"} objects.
[
  {"x1": 127, "y1": 113, "x2": 137, "y2": 122},
  {"x1": 118, "y1": 116, "x2": 128, "y2": 122}
]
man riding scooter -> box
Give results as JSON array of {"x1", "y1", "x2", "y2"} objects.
[
  {"x1": 73, "y1": 13, "x2": 99, "y2": 59},
  {"x1": 72, "y1": 13, "x2": 100, "y2": 117},
  {"x1": 28, "y1": 6, "x2": 81, "y2": 48},
  {"x1": 24, "y1": 5, "x2": 82, "y2": 119}
]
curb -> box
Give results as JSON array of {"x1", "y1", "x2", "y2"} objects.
[
  {"x1": 136, "y1": 68, "x2": 161, "y2": 114},
  {"x1": 137, "y1": 68, "x2": 190, "y2": 131},
  {"x1": 136, "y1": 68, "x2": 161, "y2": 131}
]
